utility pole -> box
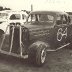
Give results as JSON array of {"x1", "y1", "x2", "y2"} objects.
[{"x1": 31, "y1": 4, "x2": 33, "y2": 11}]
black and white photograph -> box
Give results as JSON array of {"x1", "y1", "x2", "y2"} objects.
[{"x1": 0, "y1": 0, "x2": 72, "y2": 72}]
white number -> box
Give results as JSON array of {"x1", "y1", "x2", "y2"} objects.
[{"x1": 57, "y1": 28, "x2": 67, "y2": 41}]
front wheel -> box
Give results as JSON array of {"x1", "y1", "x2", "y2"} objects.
[
  {"x1": 28, "y1": 44, "x2": 47, "y2": 66},
  {"x1": 36, "y1": 47, "x2": 46, "y2": 66}
]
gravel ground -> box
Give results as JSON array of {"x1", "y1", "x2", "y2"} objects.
[{"x1": 0, "y1": 46, "x2": 72, "y2": 72}]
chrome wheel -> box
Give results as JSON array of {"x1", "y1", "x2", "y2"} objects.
[{"x1": 41, "y1": 48, "x2": 46, "y2": 63}]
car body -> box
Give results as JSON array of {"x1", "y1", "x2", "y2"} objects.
[
  {"x1": 24, "y1": 11, "x2": 72, "y2": 65},
  {"x1": 25, "y1": 11, "x2": 71, "y2": 48},
  {"x1": 0, "y1": 10, "x2": 27, "y2": 34},
  {"x1": 0, "y1": 11, "x2": 72, "y2": 66}
]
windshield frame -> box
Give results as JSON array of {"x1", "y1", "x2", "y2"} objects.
[{"x1": 27, "y1": 13, "x2": 55, "y2": 25}]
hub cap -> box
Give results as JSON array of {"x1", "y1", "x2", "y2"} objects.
[{"x1": 41, "y1": 48, "x2": 46, "y2": 63}]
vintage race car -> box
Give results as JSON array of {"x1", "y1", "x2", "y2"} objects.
[{"x1": 0, "y1": 11, "x2": 72, "y2": 66}]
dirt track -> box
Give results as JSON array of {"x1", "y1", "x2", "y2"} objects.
[{"x1": 0, "y1": 47, "x2": 72, "y2": 72}]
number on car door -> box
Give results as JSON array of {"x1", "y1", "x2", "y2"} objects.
[{"x1": 55, "y1": 14, "x2": 69, "y2": 47}]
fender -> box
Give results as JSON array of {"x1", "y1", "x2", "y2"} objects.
[{"x1": 29, "y1": 41, "x2": 50, "y2": 51}]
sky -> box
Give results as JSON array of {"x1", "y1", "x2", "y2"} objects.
[{"x1": 0, "y1": 0, "x2": 72, "y2": 12}]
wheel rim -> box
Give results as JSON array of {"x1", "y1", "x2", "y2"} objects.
[{"x1": 41, "y1": 48, "x2": 46, "y2": 63}]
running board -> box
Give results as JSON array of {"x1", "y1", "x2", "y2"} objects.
[{"x1": 47, "y1": 43, "x2": 70, "y2": 52}]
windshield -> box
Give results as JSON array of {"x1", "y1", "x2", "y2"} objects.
[
  {"x1": 0, "y1": 13, "x2": 8, "y2": 19},
  {"x1": 27, "y1": 14, "x2": 54, "y2": 25},
  {"x1": 28, "y1": 14, "x2": 54, "y2": 23},
  {"x1": 39, "y1": 14, "x2": 54, "y2": 22}
]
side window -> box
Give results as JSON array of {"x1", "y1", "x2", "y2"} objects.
[
  {"x1": 56, "y1": 15, "x2": 62, "y2": 25},
  {"x1": 56, "y1": 15, "x2": 68, "y2": 25},
  {"x1": 62, "y1": 15, "x2": 67, "y2": 24},
  {"x1": 68, "y1": 16, "x2": 71, "y2": 23}
]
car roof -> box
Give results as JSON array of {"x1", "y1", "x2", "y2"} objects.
[
  {"x1": 0, "y1": 10, "x2": 27, "y2": 15},
  {"x1": 29, "y1": 11, "x2": 68, "y2": 16}
]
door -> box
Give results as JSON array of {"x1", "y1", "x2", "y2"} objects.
[{"x1": 54, "y1": 14, "x2": 69, "y2": 48}]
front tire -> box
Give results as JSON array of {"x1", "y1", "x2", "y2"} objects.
[
  {"x1": 36, "y1": 47, "x2": 46, "y2": 66},
  {"x1": 28, "y1": 44, "x2": 47, "y2": 66}
]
